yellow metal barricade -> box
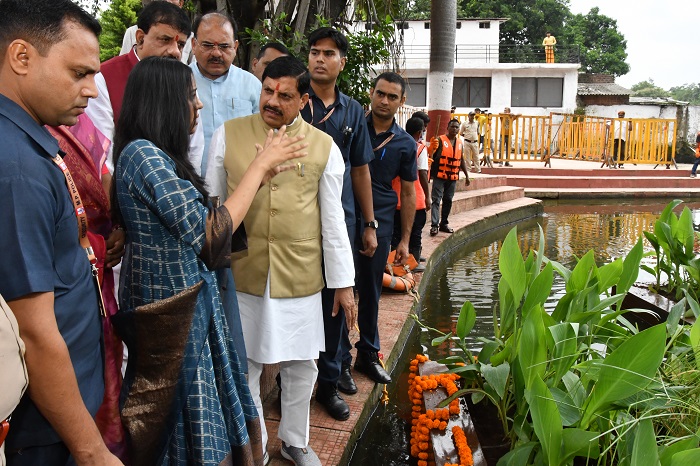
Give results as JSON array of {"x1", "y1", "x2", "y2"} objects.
[
  {"x1": 549, "y1": 113, "x2": 678, "y2": 167},
  {"x1": 413, "y1": 111, "x2": 677, "y2": 167}
]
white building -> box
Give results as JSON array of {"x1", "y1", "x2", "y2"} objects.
[{"x1": 357, "y1": 19, "x2": 580, "y2": 116}]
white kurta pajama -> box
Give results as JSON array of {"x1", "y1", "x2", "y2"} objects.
[{"x1": 205, "y1": 121, "x2": 354, "y2": 449}]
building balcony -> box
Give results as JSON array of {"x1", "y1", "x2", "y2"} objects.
[{"x1": 400, "y1": 43, "x2": 581, "y2": 65}]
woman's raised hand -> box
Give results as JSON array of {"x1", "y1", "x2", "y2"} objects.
[{"x1": 254, "y1": 125, "x2": 308, "y2": 184}]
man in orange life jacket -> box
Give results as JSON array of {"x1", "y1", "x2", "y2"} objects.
[{"x1": 428, "y1": 118, "x2": 470, "y2": 236}]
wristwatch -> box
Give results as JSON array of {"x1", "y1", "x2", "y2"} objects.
[{"x1": 364, "y1": 220, "x2": 379, "y2": 229}]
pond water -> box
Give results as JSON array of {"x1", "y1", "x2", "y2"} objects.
[{"x1": 347, "y1": 198, "x2": 700, "y2": 466}]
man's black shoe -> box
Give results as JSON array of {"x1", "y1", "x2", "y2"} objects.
[
  {"x1": 354, "y1": 351, "x2": 392, "y2": 384},
  {"x1": 315, "y1": 382, "x2": 350, "y2": 421},
  {"x1": 338, "y1": 364, "x2": 357, "y2": 395}
]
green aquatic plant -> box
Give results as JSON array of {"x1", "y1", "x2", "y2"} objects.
[
  {"x1": 642, "y1": 199, "x2": 700, "y2": 302},
  {"x1": 414, "y1": 219, "x2": 700, "y2": 465}
]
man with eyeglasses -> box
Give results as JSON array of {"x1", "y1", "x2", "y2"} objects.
[
  {"x1": 120, "y1": 0, "x2": 193, "y2": 64},
  {"x1": 192, "y1": 13, "x2": 261, "y2": 177},
  {"x1": 86, "y1": 1, "x2": 194, "y2": 174},
  {"x1": 193, "y1": 12, "x2": 260, "y2": 378}
]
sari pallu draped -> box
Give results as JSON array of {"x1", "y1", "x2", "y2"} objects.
[
  {"x1": 46, "y1": 118, "x2": 127, "y2": 461},
  {"x1": 114, "y1": 139, "x2": 262, "y2": 466}
]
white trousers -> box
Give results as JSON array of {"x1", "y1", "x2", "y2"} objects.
[{"x1": 247, "y1": 358, "x2": 318, "y2": 452}]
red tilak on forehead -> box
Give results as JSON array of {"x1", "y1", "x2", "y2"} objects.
[
  {"x1": 275, "y1": 83, "x2": 280, "y2": 91},
  {"x1": 175, "y1": 35, "x2": 179, "y2": 42}
]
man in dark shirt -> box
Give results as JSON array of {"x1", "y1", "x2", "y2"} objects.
[
  {"x1": 0, "y1": 1, "x2": 121, "y2": 465},
  {"x1": 301, "y1": 27, "x2": 377, "y2": 421},
  {"x1": 347, "y1": 72, "x2": 416, "y2": 385}
]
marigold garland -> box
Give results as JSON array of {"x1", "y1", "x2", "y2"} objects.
[{"x1": 408, "y1": 354, "x2": 473, "y2": 466}]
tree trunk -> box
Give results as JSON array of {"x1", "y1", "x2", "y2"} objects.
[
  {"x1": 226, "y1": 0, "x2": 269, "y2": 69},
  {"x1": 426, "y1": 0, "x2": 455, "y2": 138}
]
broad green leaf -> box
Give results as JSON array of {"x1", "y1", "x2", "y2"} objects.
[
  {"x1": 552, "y1": 291, "x2": 574, "y2": 322},
  {"x1": 660, "y1": 437, "x2": 699, "y2": 466},
  {"x1": 533, "y1": 224, "x2": 546, "y2": 282},
  {"x1": 547, "y1": 258, "x2": 572, "y2": 283},
  {"x1": 525, "y1": 376, "x2": 562, "y2": 466},
  {"x1": 666, "y1": 297, "x2": 686, "y2": 336},
  {"x1": 431, "y1": 332, "x2": 452, "y2": 347},
  {"x1": 482, "y1": 362, "x2": 510, "y2": 399},
  {"x1": 669, "y1": 448, "x2": 700, "y2": 466},
  {"x1": 499, "y1": 227, "x2": 526, "y2": 307},
  {"x1": 581, "y1": 324, "x2": 665, "y2": 428},
  {"x1": 643, "y1": 230, "x2": 660, "y2": 251},
  {"x1": 499, "y1": 279, "x2": 515, "y2": 336},
  {"x1": 691, "y1": 319, "x2": 700, "y2": 371},
  {"x1": 678, "y1": 207, "x2": 695, "y2": 257},
  {"x1": 550, "y1": 386, "x2": 581, "y2": 426},
  {"x1": 618, "y1": 237, "x2": 644, "y2": 294},
  {"x1": 687, "y1": 292, "x2": 700, "y2": 319},
  {"x1": 496, "y1": 442, "x2": 536, "y2": 466},
  {"x1": 632, "y1": 418, "x2": 661, "y2": 466},
  {"x1": 658, "y1": 199, "x2": 683, "y2": 224},
  {"x1": 568, "y1": 250, "x2": 596, "y2": 293},
  {"x1": 597, "y1": 258, "x2": 623, "y2": 293},
  {"x1": 520, "y1": 306, "x2": 547, "y2": 387},
  {"x1": 562, "y1": 371, "x2": 586, "y2": 409},
  {"x1": 522, "y1": 262, "x2": 553, "y2": 317},
  {"x1": 548, "y1": 322, "x2": 580, "y2": 383},
  {"x1": 457, "y1": 300, "x2": 476, "y2": 340},
  {"x1": 489, "y1": 344, "x2": 511, "y2": 367},
  {"x1": 478, "y1": 341, "x2": 499, "y2": 363},
  {"x1": 561, "y1": 428, "x2": 600, "y2": 462}
]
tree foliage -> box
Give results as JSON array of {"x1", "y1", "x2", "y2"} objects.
[
  {"x1": 561, "y1": 7, "x2": 629, "y2": 76},
  {"x1": 669, "y1": 83, "x2": 700, "y2": 105},
  {"x1": 630, "y1": 79, "x2": 670, "y2": 99},
  {"x1": 402, "y1": 1, "x2": 630, "y2": 76},
  {"x1": 246, "y1": 12, "x2": 394, "y2": 106},
  {"x1": 96, "y1": 0, "x2": 140, "y2": 61}
]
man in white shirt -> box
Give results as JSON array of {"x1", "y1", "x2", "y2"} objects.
[
  {"x1": 190, "y1": 12, "x2": 260, "y2": 177},
  {"x1": 205, "y1": 56, "x2": 355, "y2": 466},
  {"x1": 120, "y1": 0, "x2": 193, "y2": 64}
]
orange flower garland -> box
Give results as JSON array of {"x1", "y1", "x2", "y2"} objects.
[{"x1": 408, "y1": 354, "x2": 473, "y2": 466}]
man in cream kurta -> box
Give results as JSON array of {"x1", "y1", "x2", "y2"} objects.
[{"x1": 205, "y1": 56, "x2": 354, "y2": 465}]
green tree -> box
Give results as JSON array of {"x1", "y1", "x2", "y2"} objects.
[
  {"x1": 246, "y1": 12, "x2": 393, "y2": 106},
  {"x1": 631, "y1": 79, "x2": 670, "y2": 99},
  {"x1": 97, "y1": 0, "x2": 141, "y2": 61},
  {"x1": 670, "y1": 83, "x2": 700, "y2": 104},
  {"x1": 561, "y1": 7, "x2": 629, "y2": 76}
]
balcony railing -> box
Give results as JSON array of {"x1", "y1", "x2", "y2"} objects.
[{"x1": 401, "y1": 44, "x2": 581, "y2": 64}]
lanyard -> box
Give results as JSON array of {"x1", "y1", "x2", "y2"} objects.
[
  {"x1": 373, "y1": 133, "x2": 395, "y2": 152},
  {"x1": 52, "y1": 153, "x2": 106, "y2": 318},
  {"x1": 309, "y1": 100, "x2": 336, "y2": 126}
]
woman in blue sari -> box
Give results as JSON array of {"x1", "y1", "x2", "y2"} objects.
[{"x1": 111, "y1": 57, "x2": 306, "y2": 466}]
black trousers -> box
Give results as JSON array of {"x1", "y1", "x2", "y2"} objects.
[
  {"x1": 341, "y1": 235, "x2": 392, "y2": 361},
  {"x1": 317, "y1": 225, "x2": 355, "y2": 384},
  {"x1": 391, "y1": 208, "x2": 426, "y2": 260}
]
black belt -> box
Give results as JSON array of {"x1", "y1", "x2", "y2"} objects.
[{"x1": 465, "y1": 139, "x2": 477, "y2": 143}]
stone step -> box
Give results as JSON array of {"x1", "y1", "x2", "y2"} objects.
[
  {"x1": 482, "y1": 166, "x2": 689, "y2": 178},
  {"x1": 502, "y1": 175, "x2": 699, "y2": 189},
  {"x1": 447, "y1": 186, "x2": 525, "y2": 216},
  {"x1": 525, "y1": 187, "x2": 700, "y2": 199}
]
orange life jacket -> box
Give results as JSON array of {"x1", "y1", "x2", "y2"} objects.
[{"x1": 435, "y1": 135, "x2": 462, "y2": 181}]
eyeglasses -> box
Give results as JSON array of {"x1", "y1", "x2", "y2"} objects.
[{"x1": 195, "y1": 38, "x2": 234, "y2": 53}]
